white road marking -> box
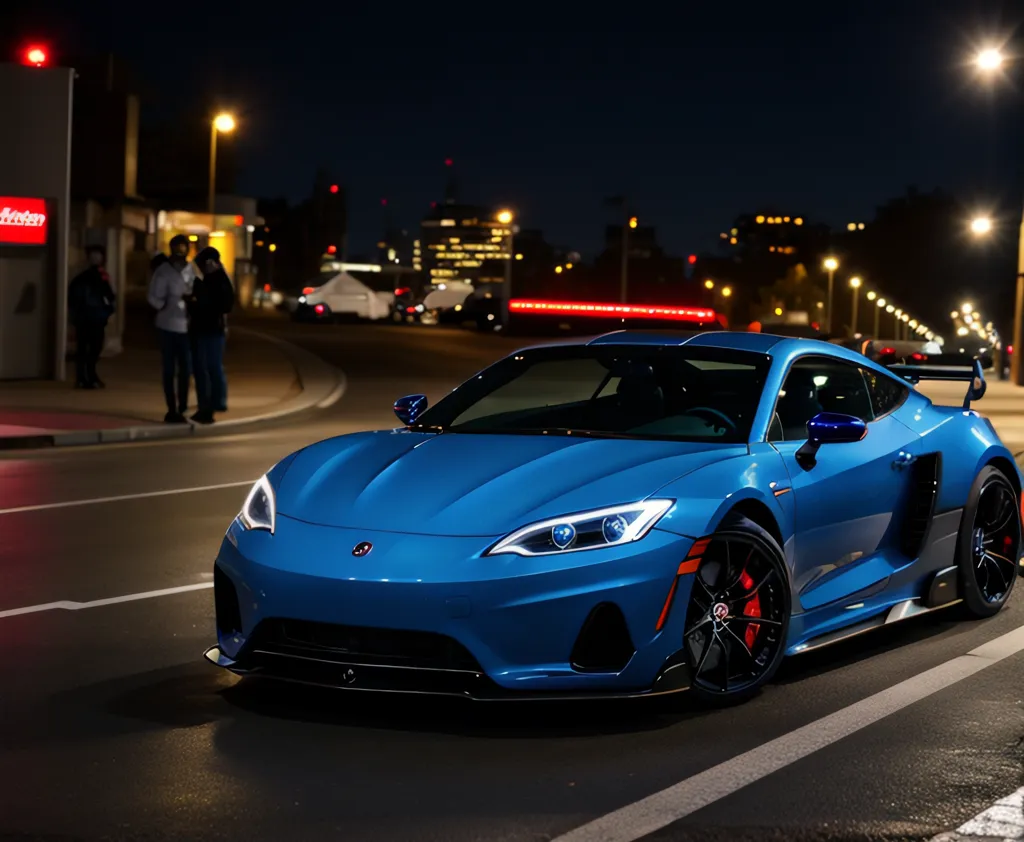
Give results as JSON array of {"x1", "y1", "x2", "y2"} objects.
[
  {"x1": 0, "y1": 582, "x2": 213, "y2": 619},
  {"x1": 0, "y1": 480, "x2": 254, "y2": 516},
  {"x1": 553, "y1": 624, "x2": 1024, "y2": 842},
  {"x1": 930, "y1": 787, "x2": 1024, "y2": 840}
]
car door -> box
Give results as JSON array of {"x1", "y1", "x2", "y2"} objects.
[{"x1": 768, "y1": 355, "x2": 920, "y2": 610}]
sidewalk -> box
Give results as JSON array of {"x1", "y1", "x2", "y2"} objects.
[{"x1": 0, "y1": 308, "x2": 344, "y2": 449}]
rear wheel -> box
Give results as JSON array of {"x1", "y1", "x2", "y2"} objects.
[
  {"x1": 957, "y1": 466, "x2": 1020, "y2": 618},
  {"x1": 682, "y1": 515, "x2": 790, "y2": 705}
]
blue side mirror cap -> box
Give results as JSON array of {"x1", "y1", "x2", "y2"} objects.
[
  {"x1": 394, "y1": 394, "x2": 428, "y2": 425},
  {"x1": 807, "y1": 411, "x2": 867, "y2": 445}
]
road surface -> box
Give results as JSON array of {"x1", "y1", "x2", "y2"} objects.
[{"x1": 2, "y1": 322, "x2": 1022, "y2": 842}]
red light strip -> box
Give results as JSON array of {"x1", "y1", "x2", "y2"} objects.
[{"x1": 509, "y1": 299, "x2": 715, "y2": 322}]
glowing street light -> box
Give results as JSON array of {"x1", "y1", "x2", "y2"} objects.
[
  {"x1": 970, "y1": 216, "x2": 993, "y2": 236},
  {"x1": 704, "y1": 279, "x2": 715, "y2": 290},
  {"x1": 976, "y1": 47, "x2": 1005, "y2": 72},
  {"x1": 866, "y1": 290, "x2": 877, "y2": 301},
  {"x1": 849, "y1": 277, "x2": 863, "y2": 335},
  {"x1": 628, "y1": 216, "x2": 638, "y2": 229},
  {"x1": 823, "y1": 257, "x2": 839, "y2": 333},
  {"x1": 721, "y1": 286, "x2": 732, "y2": 298},
  {"x1": 208, "y1": 112, "x2": 237, "y2": 214},
  {"x1": 961, "y1": 302, "x2": 973, "y2": 315},
  {"x1": 496, "y1": 209, "x2": 514, "y2": 225}
]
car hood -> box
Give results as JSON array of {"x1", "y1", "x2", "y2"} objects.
[{"x1": 275, "y1": 431, "x2": 746, "y2": 536}]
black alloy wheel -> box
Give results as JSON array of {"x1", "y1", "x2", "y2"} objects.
[
  {"x1": 958, "y1": 466, "x2": 1021, "y2": 618},
  {"x1": 682, "y1": 514, "x2": 791, "y2": 705}
]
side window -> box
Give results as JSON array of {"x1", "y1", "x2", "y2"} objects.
[
  {"x1": 861, "y1": 369, "x2": 909, "y2": 418},
  {"x1": 771, "y1": 357, "x2": 874, "y2": 442}
]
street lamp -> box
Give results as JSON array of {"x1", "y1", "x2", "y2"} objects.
[
  {"x1": 849, "y1": 276, "x2": 862, "y2": 335},
  {"x1": 208, "y1": 112, "x2": 236, "y2": 215},
  {"x1": 721, "y1": 286, "x2": 732, "y2": 298},
  {"x1": 972, "y1": 49, "x2": 1024, "y2": 382},
  {"x1": 961, "y1": 302, "x2": 973, "y2": 315},
  {"x1": 823, "y1": 257, "x2": 839, "y2": 333},
  {"x1": 976, "y1": 47, "x2": 1005, "y2": 72},
  {"x1": 970, "y1": 216, "x2": 994, "y2": 236},
  {"x1": 496, "y1": 209, "x2": 515, "y2": 325},
  {"x1": 704, "y1": 279, "x2": 715, "y2": 290}
]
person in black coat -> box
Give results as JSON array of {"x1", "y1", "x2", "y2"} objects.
[
  {"x1": 187, "y1": 246, "x2": 234, "y2": 424},
  {"x1": 67, "y1": 245, "x2": 116, "y2": 388}
]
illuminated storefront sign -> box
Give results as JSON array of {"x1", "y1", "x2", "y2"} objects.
[{"x1": 0, "y1": 197, "x2": 48, "y2": 245}]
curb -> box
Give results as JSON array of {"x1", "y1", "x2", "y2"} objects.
[{"x1": 0, "y1": 327, "x2": 346, "y2": 451}]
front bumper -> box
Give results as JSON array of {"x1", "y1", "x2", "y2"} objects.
[{"x1": 206, "y1": 515, "x2": 696, "y2": 699}]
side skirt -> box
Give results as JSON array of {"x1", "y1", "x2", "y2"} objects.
[{"x1": 789, "y1": 566, "x2": 960, "y2": 655}]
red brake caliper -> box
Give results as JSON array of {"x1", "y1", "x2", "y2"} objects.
[{"x1": 739, "y1": 569, "x2": 761, "y2": 649}]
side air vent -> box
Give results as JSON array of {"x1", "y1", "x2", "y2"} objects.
[{"x1": 899, "y1": 452, "x2": 940, "y2": 558}]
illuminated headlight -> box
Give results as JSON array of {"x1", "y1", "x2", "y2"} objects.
[
  {"x1": 487, "y1": 500, "x2": 673, "y2": 557},
  {"x1": 239, "y1": 475, "x2": 276, "y2": 533},
  {"x1": 298, "y1": 295, "x2": 307, "y2": 304}
]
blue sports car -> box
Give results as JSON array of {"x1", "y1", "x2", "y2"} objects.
[{"x1": 205, "y1": 331, "x2": 1022, "y2": 704}]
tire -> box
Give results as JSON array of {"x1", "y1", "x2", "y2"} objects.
[
  {"x1": 681, "y1": 513, "x2": 791, "y2": 706},
  {"x1": 956, "y1": 466, "x2": 1020, "y2": 618}
]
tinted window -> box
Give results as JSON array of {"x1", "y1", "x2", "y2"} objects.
[
  {"x1": 771, "y1": 357, "x2": 873, "y2": 442},
  {"x1": 862, "y1": 369, "x2": 908, "y2": 417},
  {"x1": 414, "y1": 344, "x2": 770, "y2": 443}
]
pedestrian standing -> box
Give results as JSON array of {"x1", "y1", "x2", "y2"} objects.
[
  {"x1": 147, "y1": 235, "x2": 195, "y2": 423},
  {"x1": 187, "y1": 246, "x2": 234, "y2": 424},
  {"x1": 67, "y1": 244, "x2": 116, "y2": 389}
]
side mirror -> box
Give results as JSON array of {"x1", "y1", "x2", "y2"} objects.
[
  {"x1": 394, "y1": 394, "x2": 428, "y2": 426},
  {"x1": 796, "y1": 411, "x2": 866, "y2": 469}
]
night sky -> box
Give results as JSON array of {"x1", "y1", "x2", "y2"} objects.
[{"x1": 7, "y1": 1, "x2": 1024, "y2": 259}]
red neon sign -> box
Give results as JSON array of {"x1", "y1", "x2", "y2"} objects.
[
  {"x1": 0, "y1": 197, "x2": 48, "y2": 245},
  {"x1": 509, "y1": 299, "x2": 715, "y2": 322}
]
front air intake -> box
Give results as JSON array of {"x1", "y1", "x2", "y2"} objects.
[{"x1": 570, "y1": 603, "x2": 636, "y2": 673}]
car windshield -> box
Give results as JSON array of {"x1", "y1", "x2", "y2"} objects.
[{"x1": 413, "y1": 344, "x2": 770, "y2": 443}]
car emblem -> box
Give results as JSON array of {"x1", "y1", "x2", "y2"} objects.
[
  {"x1": 342, "y1": 668, "x2": 356, "y2": 685},
  {"x1": 712, "y1": 602, "x2": 730, "y2": 622},
  {"x1": 352, "y1": 541, "x2": 372, "y2": 556}
]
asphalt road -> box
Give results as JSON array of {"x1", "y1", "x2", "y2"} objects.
[{"x1": 2, "y1": 321, "x2": 1023, "y2": 842}]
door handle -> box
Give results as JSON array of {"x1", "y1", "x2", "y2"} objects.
[{"x1": 892, "y1": 451, "x2": 916, "y2": 469}]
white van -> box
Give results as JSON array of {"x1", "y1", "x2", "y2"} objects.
[{"x1": 294, "y1": 270, "x2": 393, "y2": 321}]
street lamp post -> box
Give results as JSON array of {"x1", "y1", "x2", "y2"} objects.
[
  {"x1": 622, "y1": 215, "x2": 637, "y2": 303},
  {"x1": 849, "y1": 276, "x2": 862, "y2": 335},
  {"x1": 876, "y1": 298, "x2": 886, "y2": 338},
  {"x1": 823, "y1": 257, "x2": 838, "y2": 334},
  {"x1": 208, "y1": 112, "x2": 236, "y2": 216},
  {"x1": 973, "y1": 48, "x2": 1024, "y2": 384},
  {"x1": 497, "y1": 209, "x2": 514, "y2": 326}
]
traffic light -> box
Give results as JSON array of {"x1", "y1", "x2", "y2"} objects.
[
  {"x1": 688, "y1": 254, "x2": 697, "y2": 264},
  {"x1": 685, "y1": 254, "x2": 697, "y2": 280},
  {"x1": 329, "y1": 184, "x2": 339, "y2": 194},
  {"x1": 326, "y1": 245, "x2": 337, "y2": 255},
  {"x1": 628, "y1": 216, "x2": 638, "y2": 229}
]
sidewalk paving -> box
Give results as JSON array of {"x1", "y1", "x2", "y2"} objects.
[{"x1": 0, "y1": 307, "x2": 343, "y2": 449}]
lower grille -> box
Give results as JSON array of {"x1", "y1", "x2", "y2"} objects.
[{"x1": 249, "y1": 619, "x2": 483, "y2": 672}]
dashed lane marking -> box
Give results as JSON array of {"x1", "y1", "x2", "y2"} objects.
[
  {"x1": 0, "y1": 582, "x2": 214, "y2": 620},
  {"x1": 0, "y1": 480, "x2": 254, "y2": 516}
]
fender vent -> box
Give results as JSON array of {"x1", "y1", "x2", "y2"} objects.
[{"x1": 899, "y1": 452, "x2": 940, "y2": 558}]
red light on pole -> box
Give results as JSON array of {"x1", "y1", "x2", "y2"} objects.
[
  {"x1": 329, "y1": 184, "x2": 339, "y2": 194},
  {"x1": 326, "y1": 245, "x2": 337, "y2": 255},
  {"x1": 444, "y1": 158, "x2": 453, "y2": 167},
  {"x1": 22, "y1": 45, "x2": 48, "y2": 67},
  {"x1": 688, "y1": 255, "x2": 697, "y2": 265}
]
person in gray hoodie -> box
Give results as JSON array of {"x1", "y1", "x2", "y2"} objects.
[{"x1": 148, "y1": 235, "x2": 196, "y2": 422}]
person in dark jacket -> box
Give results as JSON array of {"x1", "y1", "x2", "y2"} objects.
[
  {"x1": 67, "y1": 245, "x2": 116, "y2": 388},
  {"x1": 187, "y1": 246, "x2": 234, "y2": 424}
]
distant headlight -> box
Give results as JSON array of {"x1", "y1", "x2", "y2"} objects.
[
  {"x1": 298, "y1": 295, "x2": 307, "y2": 304},
  {"x1": 487, "y1": 500, "x2": 673, "y2": 557},
  {"x1": 239, "y1": 475, "x2": 276, "y2": 533}
]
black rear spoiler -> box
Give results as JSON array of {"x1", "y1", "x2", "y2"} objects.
[{"x1": 887, "y1": 358, "x2": 986, "y2": 409}]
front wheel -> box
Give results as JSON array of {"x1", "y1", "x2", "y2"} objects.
[
  {"x1": 957, "y1": 466, "x2": 1020, "y2": 618},
  {"x1": 682, "y1": 514, "x2": 791, "y2": 706}
]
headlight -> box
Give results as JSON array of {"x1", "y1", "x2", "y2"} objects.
[
  {"x1": 486, "y1": 499, "x2": 673, "y2": 557},
  {"x1": 239, "y1": 475, "x2": 276, "y2": 533}
]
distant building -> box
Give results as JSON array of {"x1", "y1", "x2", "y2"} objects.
[
  {"x1": 419, "y1": 202, "x2": 512, "y2": 288},
  {"x1": 376, "y1": 227, "x2": 415, "y2": 267},
  {"x1": 717, "y1": 211, "x2": 828, "y2": 260}
]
